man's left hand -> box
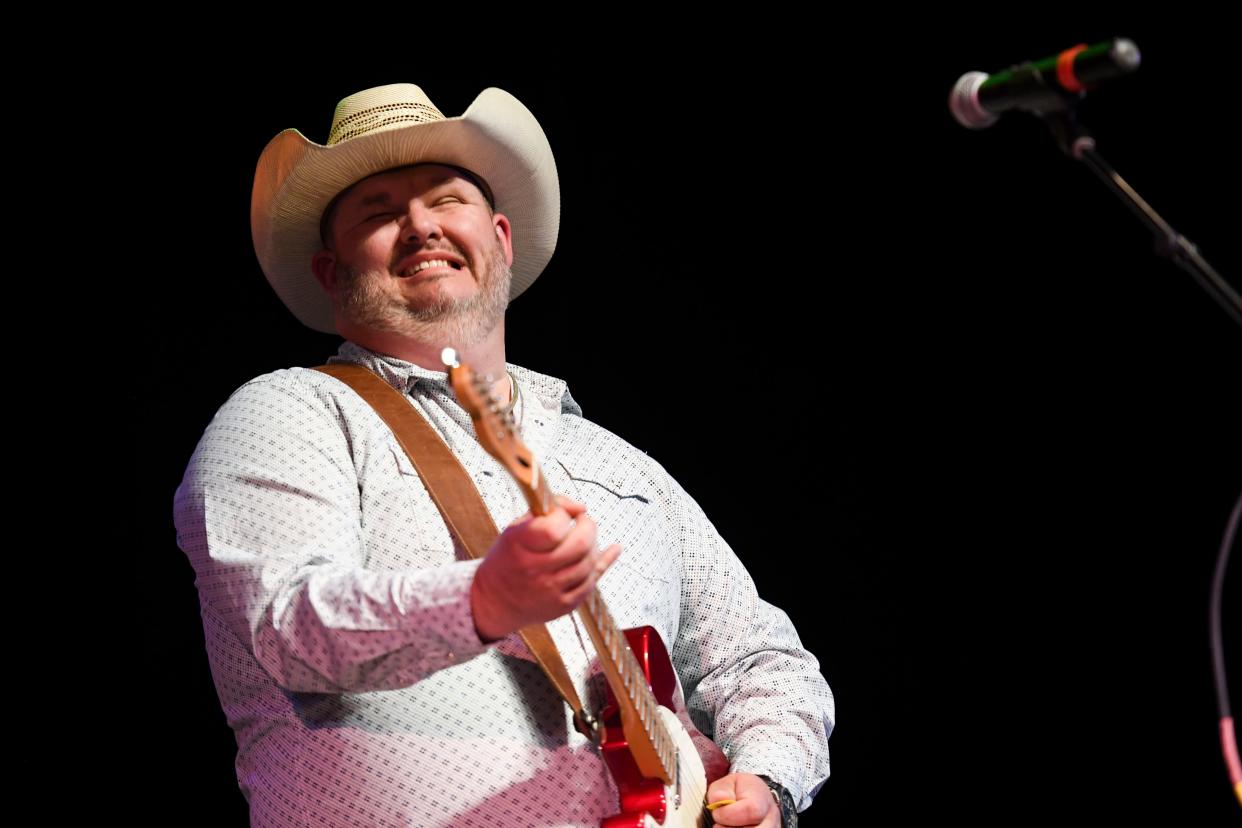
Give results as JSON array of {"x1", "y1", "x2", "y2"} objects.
[{"x1": 705, "y1": 772, "x2": 780, "y2": 827}]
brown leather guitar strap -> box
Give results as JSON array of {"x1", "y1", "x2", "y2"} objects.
[{"x1": 313, "y1": 364, "x2": 600, "y2": 741}]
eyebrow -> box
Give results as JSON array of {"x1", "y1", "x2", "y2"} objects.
[
  {"x1": 350, "y1": 175, "x2": 459, "y2": 214},
  {"x1": 321, "y1": 167, "x2": 494, "y2": 245}
]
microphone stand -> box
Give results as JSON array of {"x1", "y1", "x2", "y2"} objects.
[
  {"x1": 1008, "y1": 60, "x2": 1242, "y2": 815},
  {"x1": 1031, "y1": 85, "x2": 1242, "y2": 329}
]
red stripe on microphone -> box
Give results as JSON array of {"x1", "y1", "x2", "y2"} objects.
[{"x1": 1057, "y1": 44, "x2": 1089, "y2": 92}]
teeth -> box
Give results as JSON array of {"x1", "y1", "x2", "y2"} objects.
[{"x1": 403, "y1": 259, "x2": 455, "y2": 276}]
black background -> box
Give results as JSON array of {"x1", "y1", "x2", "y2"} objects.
[{"x1": 131, "y1": 20, "x2": 1239, "y2": 826}]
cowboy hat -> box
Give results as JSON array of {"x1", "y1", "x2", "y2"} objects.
[{"x1": 251, "y1": 83, "x2": 560, "y2": 333}]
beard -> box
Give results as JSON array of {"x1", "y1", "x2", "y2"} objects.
[{"x1": 334, "y1": 239, "x2": 511, "y2": 350}]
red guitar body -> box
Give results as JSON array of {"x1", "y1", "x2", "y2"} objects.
[{"x1": 599, "y1": 626, "x2": 724, "y2": 828}]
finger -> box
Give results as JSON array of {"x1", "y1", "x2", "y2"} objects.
[
  {"x1": 706, "y1": 777, "x2": 765, "y2": 828},
  {"x1": 553, "y1": 495, "x2": 587, "y2": 516},
  {"x1": 553, "y1": 540, "x2": 620, "y2": 596},
  {"x1": 596, "y1": 544, "x2": 621, "y2": 575},
  {"x1": 552, "y1": 547, "x2": 599, "y2": 592},
  {"x1": 559, "y1": 564, "x2": 603, "y2": 609},
  {"x1": 513, "y1": 508, "x2": 578, "y2": 551},
  {"x1": 539, "y1": 514, "x2": 600, "y2": 573},
  {"x1": 706, "y1": 799, "x2": 766, "y2": 827},
  {"x1": 706, "y1": 776, "x2": 741, "y2": 804}
]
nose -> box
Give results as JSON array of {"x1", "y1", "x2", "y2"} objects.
[{"x1": 399, "y1": 200, "x2": 442, "y2": 245}]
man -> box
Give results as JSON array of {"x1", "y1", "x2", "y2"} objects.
[{"x1": 175, "y1": 82, "x2": 834, "y2": 828}]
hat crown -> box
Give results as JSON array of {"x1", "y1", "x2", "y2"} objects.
[{"x1": 327, "y1": 83, "x2": 447, "y2": 146}]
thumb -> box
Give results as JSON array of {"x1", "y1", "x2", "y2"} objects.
[{"x1": 706, "y1": 774, "x2": 740, "y2": 806}]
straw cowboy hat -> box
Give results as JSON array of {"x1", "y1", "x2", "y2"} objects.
[{"x1": 251, "y1": 83, "x2": 560, "y2": 333}]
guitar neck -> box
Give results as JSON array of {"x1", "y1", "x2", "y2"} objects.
[
  {"x1": 519, "y1": 456, "x2": 557, "y2": 516},
  {"x1": 444, "y1": 356, "x2": 677, "y2": 783}
]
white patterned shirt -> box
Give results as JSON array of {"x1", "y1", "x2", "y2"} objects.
[{"x1": 174, "y1": 341, "x2": 834, "y2": 827}]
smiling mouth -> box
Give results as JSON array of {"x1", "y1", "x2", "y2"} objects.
[{"x1": 398, "y1": 259, "x2": 465, "y2": 278}]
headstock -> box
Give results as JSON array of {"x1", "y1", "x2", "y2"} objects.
[{"x1": 442, "y1": 348, "x2": 545, "y2": 507}]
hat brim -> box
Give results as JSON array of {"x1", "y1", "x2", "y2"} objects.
[{"x1": 251, "y1": 87, "x2": 560, "y2": 334}]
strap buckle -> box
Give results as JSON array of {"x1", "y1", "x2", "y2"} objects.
[{"x1": 574, "y1": 709, "x2": 603, "y2": 745}]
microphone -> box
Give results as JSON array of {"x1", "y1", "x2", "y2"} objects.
[{"x1": 949, "y1": 38, "x2": 1141, "y2": 129}]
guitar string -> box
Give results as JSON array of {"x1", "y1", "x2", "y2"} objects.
[{"x1": 568, "y1": 609, "x2": 602, "y2": 715}]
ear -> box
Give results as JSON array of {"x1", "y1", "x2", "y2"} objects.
[
  {"x1": 311, "y1": 248, "x2": 338, "y2": 295},
  {"x1": 492, "y1": 213, "x2": 514, "y2": 267}
]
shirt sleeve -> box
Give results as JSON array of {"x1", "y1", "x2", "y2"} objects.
[
  {"x1": 173, "y1": 372, "x2": 494, "y2": 694},
  {"x1": 663, "y1": 470, "x2": 835, "y2": 813}
]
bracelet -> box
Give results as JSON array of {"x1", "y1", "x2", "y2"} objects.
[{"x1": 757, "y1": 775, "x2": 797, "y2": 828}]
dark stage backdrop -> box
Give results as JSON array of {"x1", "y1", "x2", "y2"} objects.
[{"x1": 131, "y1": 21, "x2": 1238, "y2": 826}]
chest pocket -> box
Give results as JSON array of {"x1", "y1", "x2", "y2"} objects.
[
  {"x1": 383, "y1": 441, "x2": 534, "y2": 565},
  {"x1": 359, "y1": 443, "x2": 467, "y2": 569},
  {"x1": 555, "y1": 459, "x2": 680, "y2": 634}
]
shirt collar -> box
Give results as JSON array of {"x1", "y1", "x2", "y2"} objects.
[{"x1": 326, "y1": 340, "x2": 583, "y2": 418}]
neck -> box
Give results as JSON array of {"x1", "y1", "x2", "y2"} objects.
[{"x1": 342, "y1": 319, "x2": 511, "y2": 400}]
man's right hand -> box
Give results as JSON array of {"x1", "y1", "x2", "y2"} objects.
[{"x1": 471, "y1": 497, "x2": 622, "y2": 642}]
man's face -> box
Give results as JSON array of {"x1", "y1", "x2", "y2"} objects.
[{"x1": 314, "y1": 163, "x2": 514, "y2": 348}]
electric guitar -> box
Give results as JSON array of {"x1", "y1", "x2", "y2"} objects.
[{"x1": 444, "y1": 350, "x2": 728, "y2": 828}]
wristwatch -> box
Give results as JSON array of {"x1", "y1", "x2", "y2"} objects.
[{"x1": 757, "y1": 775, "x2": 797, "y2": 828}]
